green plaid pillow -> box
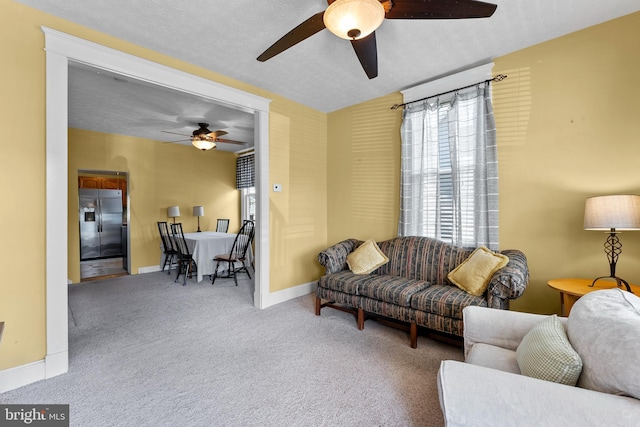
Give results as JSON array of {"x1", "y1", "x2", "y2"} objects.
[{"x1": 516, "y1": 315, "x2": 583, "y2": 386}]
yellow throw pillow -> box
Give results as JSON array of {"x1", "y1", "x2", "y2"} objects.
[
  {"x1": 347, "y1": 240, "x2": 389, "y2": 275},
  {"x1": 447, "y1": 246, "x2": 509, "y2": 296}
]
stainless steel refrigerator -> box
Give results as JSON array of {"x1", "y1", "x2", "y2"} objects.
[{"x1": 79, "y1": 189, "x2": 123, "y2": 260}]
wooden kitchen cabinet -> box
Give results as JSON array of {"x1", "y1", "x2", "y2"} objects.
[
  {"x1": 100, "y1": 178, "x2": 121, "y2": 189},
  {"x1": 78, "y1": 176, "x2": 127, "y2": 208},
  {"x1": 78, "y1": 176, "x2": 101, "y2": 189}
]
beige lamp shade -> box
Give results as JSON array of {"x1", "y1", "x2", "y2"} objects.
[
  {"x1": 584, "y1": 195, "x2": 640, "y2": 231},
  {"x1": 323, "y1": 0, "x2": 385, "y2": 40},
  {"x1": 193, "y1": 206, "x2": 204, "y2": 217},
  {"x1": 167, "y1": 206, "x2": 181, "y2": 218}
]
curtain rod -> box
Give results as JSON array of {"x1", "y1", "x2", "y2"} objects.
[{"x1": 390, "y1": 74, "x2": 508, "y2": 110}]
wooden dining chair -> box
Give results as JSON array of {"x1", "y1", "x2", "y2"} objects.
[
  {"x1": 170, "y1": 222, "x2": 197, "y2": 286},
  {"x1": 211, "y1": 220, "x2": 255, "y2": 286},
  {"x1": 216, "y1": 218, "x2": 230, "y2": 233},
  {"x1": 157, "y1": 221, "x2": 178, "y2": 275}
]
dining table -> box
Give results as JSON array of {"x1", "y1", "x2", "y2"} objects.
[{"x1": 162, "y1": 231, "x2": 253, "y2": 283}]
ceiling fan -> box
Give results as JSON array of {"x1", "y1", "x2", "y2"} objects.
[
  {"x1": 161, "y1": 123, "x2": 247, "y2": 151},
  {"x1": 257, "y1": 0, "x2": 497, "y2": 79}
]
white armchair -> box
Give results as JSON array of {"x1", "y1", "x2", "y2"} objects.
[{"x1": 437, "y1": 290, "x2": 640, "y2": 427}]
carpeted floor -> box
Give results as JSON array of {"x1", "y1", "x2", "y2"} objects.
[{"x1": 1, "y1": 272, "x2": 463, "y2": 426}]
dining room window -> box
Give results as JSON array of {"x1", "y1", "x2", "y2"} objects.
[
  {"x1": 241, "y1": 187, "x2": 255, "y2": 222},
  {"x1": 237, "y1": 152, "x2": 255, "y2": 223}
]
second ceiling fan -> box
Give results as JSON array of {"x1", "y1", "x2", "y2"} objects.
[
  {"x1": 162, "y1": 123, "x2": 247, "y2": 151},
  {"x1": 257, "y1": 0, "x2": 497, "y2": 79}
]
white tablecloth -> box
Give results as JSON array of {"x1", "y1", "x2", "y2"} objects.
[{"x1": 162, "y1": 231, "x2": 253, "y2": 283}]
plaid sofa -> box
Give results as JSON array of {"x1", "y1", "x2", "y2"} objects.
[{"x1": 316, "y1": 236, "x2": 529, "y2": 348}]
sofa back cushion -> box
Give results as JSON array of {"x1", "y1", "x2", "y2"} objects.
[
  {"x1": 376, "y1": 237, "x2": 472, "y2": 284},
  {"x1": 566, "y1": 289, "x2": 640, "y2": 399}
]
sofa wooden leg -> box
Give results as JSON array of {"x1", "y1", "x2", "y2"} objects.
[
  {"x1": 315, "y1": 296, "x2": 322, "y2": 315},
  {"x1": 357, "y1": 308, "x2": 364, "y2": 330},
  {"x1": 410, "y1": 322, "x2": 418, "y2": 349}
]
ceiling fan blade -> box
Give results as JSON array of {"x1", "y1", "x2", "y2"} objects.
[
  {"x1": 385, "y1": 0, "x2": 497, "y2": 19},
  {"x1": 350, "y1": 32, "x2": 378, "y2": 79},
  {"x1": 215, "y1": 138, "x2": 247, "y2": 146},
  {"x1": 209, "y1": 130, "x2": 228, "y2": 138},
  {"x1": 161, "y1": 130, "x2": 190, "y2": 137},
  {"x1": 257, "y1": 11, "x2": 326, "y2": 62}
]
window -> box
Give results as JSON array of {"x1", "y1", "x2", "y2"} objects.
[
  {"x1": 399, "y1": 85, "x2": 499, "y2": 249},
  {"x1": 237, "y1": 152, "x2": 255, "y2": 223},
  {"x1": 241, "y1": 186, "x2": 255, "y2": 222}
]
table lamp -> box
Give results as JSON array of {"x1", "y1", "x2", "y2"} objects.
[
  {"x1": 193, "y1": 206, "x2": 204, "y2": 232},
  {"x1": 584, "y1": 194, "x2": 640, "y2": 293},
  {"x1": 167, "y1": 206, "x2": 180, "y2": 224}
]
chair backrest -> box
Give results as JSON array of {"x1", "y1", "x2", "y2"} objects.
[
  {"x1": 216, "y1": 218, "x2": 230, "y2": 233},
  {"x1": 170, "y1": 223, "x2": 191, "y2": 258},
  {"x1": 157, "y1": 221, "x2": 175, "y2": 253},
  {"x1": 230, "y1": 220, "x2": 255, "y2": 259}
]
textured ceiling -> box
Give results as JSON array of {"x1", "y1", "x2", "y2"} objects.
[
  {"x1": 68, "y1": 64, "x2": 256, "y2": 152},
  {"x1": 15, "y1": 0, "x2": 640, "y2": 145}
]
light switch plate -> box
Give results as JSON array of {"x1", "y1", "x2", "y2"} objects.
[{"x1": 273, "y1": 184, "x2": 282, "y2": 192}]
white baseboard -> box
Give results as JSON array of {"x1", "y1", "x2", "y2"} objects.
[
  {"x1": 259, "y1": 281, "x2": 317, "y2": 309},
  {"x1": 0, "y1": 349, "x2": 69, "y2": 393},
  {"x1": 138, "y1": 265, "x2": 162, "y2": 274},
  {"x1": 0, "y1": 360, "x2": 46, "y2": 393},
  {"x1": 45, "y1": 350, "x2": 69, "y2": 379}
]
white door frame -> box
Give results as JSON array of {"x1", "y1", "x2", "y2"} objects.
[{"x1": 43, "y1": 27, "x2": 271, "y2": 379}]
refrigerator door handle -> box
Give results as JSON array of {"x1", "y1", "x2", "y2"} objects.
[{"x1": 98, "y1": 199, "x2": 102, "y2": 233}]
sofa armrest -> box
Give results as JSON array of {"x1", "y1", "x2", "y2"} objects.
[
  {"x1": 438, "y1": 360, "x2": 640, "y2": 427},
  {"x1": 317, "y1": 239, "x2": 360, "y2": 274},
  {"x1": 463, "y1": 306, "x2": 567, "y2": 359},
  {"x1": 486, "y1": 249, "x2": 529, "y2": 308}
]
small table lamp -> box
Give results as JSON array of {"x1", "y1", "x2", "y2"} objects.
[
  {"x1": 584, "y1": 194, "x2": 640, "y2": 293},
  {"x1": 193, "y1": 206, "x2": 204, "y2": 232},
  {"x1": 167, "y1": 206, "x2": 181, "y2": 224}
]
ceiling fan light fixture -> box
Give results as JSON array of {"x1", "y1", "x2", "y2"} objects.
[
  {"x1": 192, "y1": 137, "x2": 216, "y2": 151},
  {"x1": 323, "y1": 0, "x2": 385, "y2": 40}
]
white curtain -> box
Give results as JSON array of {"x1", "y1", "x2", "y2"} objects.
[{"x1": 399, "y1": 85, "x2": 499, "y2": 249}]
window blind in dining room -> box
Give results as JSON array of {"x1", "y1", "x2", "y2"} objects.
[{"x1": 236, "y1": 153, "x2": 255, "y2": 189}]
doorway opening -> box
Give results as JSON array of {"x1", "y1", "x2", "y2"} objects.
[
  {"x1": 78, "y1": 169, "x2": 129, "y2": 281},
  {"x1": 44, "y1": 27, "x2": 271, "y2": 382}
]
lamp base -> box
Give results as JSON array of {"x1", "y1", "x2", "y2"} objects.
[{"x1": 590, "y1": 276, "x2": 633, "y2": 294}]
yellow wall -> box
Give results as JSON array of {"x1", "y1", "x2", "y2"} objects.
[
  {"x1": 0, "y1": 1, "x2": 327, "y2": 371},
  {"x1": 327, "y1": 93, "x2": 404, "y2": 244},
  {"x1": 270, "y1": 104, "x2": 328, "y2": 290},
  {"x1": 2, "y1": 0, "x2": 638, "y2": 376},
  {"x1": 493, "y1": 11, "x2": 640, "y2": 313},
  {"x1": 327, "y1": 12, "x2": 640, "y2": 315},
  {"x1": 68, "y1": 128, "x2": 240, "y2": 283}
]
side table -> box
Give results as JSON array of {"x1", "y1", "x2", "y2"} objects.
[{"x1": 547, "y1": 278, "x2": 639, "y2": 316}]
